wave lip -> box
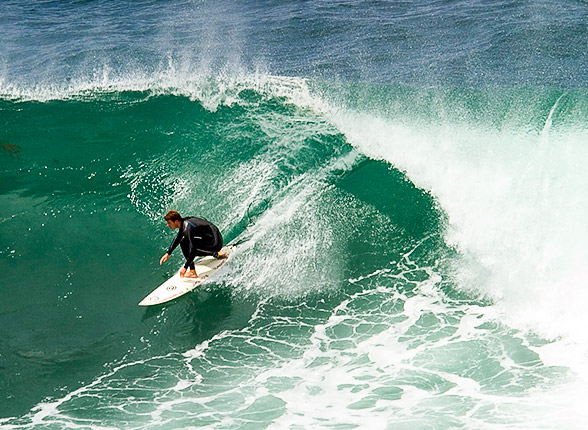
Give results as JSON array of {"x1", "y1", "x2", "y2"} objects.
[{"x1": 0, "y1": 68, "x2": 324, "y2": 112}]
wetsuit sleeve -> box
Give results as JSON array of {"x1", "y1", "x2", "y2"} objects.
[{"x1": 167, "y1": 230, "x2": 182, "y2": 255}]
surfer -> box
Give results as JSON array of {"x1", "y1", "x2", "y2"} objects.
[{"x1": 159, "y1": 210, "x2": 226, "y2": 278}]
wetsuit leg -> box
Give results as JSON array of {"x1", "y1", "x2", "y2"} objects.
[
  {"x1": 180, "y1": 238, "x2": 196, "y2": 271},
  {"x1": 192, "y1": 225, "x2": 223, "y2": 257}
]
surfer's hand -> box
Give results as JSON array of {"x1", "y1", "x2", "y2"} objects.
[
  {"x1": 160, "y1": 253, "x2": 169, "y2": 265},
  {"x1": 179, "y1": 267, "x2": 187, "y2": 278}
]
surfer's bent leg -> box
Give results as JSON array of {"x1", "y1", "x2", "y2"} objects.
[
  {"x1": 194, "y1": 226, "x2": 224, "y2": 258},
  {"x1": 180, "y1": 239, "x2": 196, "y2": 271}
]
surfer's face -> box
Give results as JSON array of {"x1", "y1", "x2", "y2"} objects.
[{"x1": 166, "y1": 220, "x2": 181, "y2": 229}]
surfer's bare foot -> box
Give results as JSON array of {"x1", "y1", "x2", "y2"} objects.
[
  {"x1": 184, "y1": 270, "x2": 199, "y2": 278},
  {"x1": 214, "y1": 251, "x2": 228, "y2": 259}
]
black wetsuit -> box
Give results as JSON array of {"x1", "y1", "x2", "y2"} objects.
[{"x1": 167, "y1": 217, "x2": 223, "y2": 270}]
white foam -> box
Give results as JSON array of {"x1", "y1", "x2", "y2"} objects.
[
  {"x1": 323, "y1": 102, "x2": 588, "y2": 349},
  {"x1": 239, "y1": 271, "x2": 581, "y2": 429}
]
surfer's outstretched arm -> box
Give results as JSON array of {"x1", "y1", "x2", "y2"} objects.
[
  {"x1": 160, "y1": 224, "x2": 184, "y2": 265},
  {"x1": 166, "y1": 229, "x2": 183, "y2": 256}
]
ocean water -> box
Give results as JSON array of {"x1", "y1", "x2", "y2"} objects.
[{"x1": 1, "y1": 1, "x2": 588, "y2": 428}]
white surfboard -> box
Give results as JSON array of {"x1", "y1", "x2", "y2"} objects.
[{"x1": 139, "y1": 246, "x2": 234, "y2": 306}]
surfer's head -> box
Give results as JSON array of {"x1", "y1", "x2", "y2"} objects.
[{"x1": 164, "y1": 210, "x2": 182, "y2": 229}]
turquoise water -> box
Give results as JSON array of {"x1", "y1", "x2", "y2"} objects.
[{"x1": 2, "y1": 1, "x2": 588, "y2": 428}]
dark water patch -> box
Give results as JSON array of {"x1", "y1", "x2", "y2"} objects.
[{"x1": 336, "y1": 159, "x2": 442, "y2": 239}]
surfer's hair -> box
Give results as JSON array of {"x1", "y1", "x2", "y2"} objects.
[{"x1": 164, "y1": 210, "x2": 182, "y2": 222}]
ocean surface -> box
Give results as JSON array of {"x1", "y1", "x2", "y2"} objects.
[{"x1": 1, "y1": 1, "x2": 588, "y2": 428}]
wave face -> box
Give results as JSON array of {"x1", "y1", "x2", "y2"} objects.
[{"x1": 2, "y1": 1, "x2": 588, "y2": 429}]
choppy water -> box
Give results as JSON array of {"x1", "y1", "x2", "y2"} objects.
[{"x1": 2, "y1": 1, "x2": 588, "y2": 428}]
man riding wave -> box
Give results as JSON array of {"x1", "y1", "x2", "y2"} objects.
[{"x1": 159, "y1": 210, "x2": 227, "y2": 278}]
